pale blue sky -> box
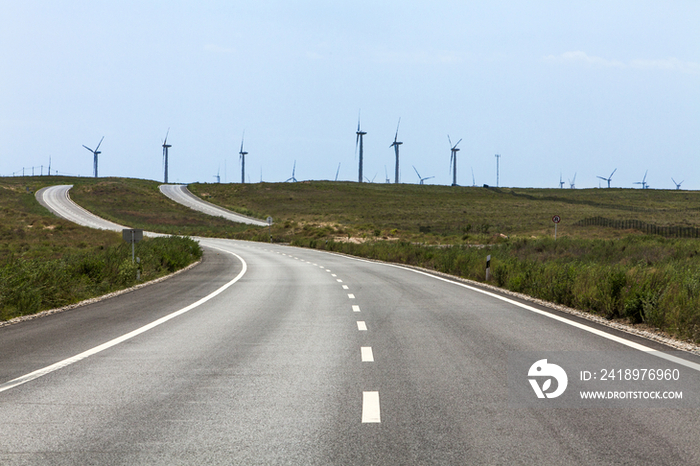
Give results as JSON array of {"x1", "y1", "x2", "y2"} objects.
[{"x1": 1, "y1": 1, "x2": 698, "y2": 189}]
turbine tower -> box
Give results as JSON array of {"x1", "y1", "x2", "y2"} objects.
[
  {"x1": 448, "y1": 135, "x2": 462, "y2": 186},
  {"x1": 495, "y1": 154, "x2": 501, "y2": 187},
  {"x1": 390, "y1": 118, "x2": 402, "y2": 183},
  {"x1": 356, "y1": 114, "x2": 367, "y2": 183},
  {"x1": 569, "y1": 173, "x2": 577, "y2": 189},
  {"x1": 162, "y1": 129, "x2": 171, "y2": 184},
  {"x1": 239, "y1": 132, "x2": 248, "y2": 184},
  {"x1": 82, "y1": 136, "x2": 104, "y2": 178},
  {"x1": 596, "y1": 168, "x2": 617, "y2": 188}
]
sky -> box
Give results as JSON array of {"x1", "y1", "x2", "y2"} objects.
[{"x1": 1, "y1": 1, "x2": 698, "y2": 189}]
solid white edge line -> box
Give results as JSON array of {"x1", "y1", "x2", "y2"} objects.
[
  {"x1": 362, "y1": 391, "x2": 381, "y2": 423},
  {"x1": 0, "y1": 247, "x2": 248, "y2": 393}
]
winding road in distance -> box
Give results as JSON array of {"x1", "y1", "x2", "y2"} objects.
[
  {"x1": 160, "y1": 184, "x2": 269, "y2": 226},
  {"x1": 1, "y1": 185, "x2": 699, "y2": 464}
]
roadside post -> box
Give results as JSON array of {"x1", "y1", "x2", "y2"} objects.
[
  {"x1": 485, "y1": 254, "x2": 491, "y2": 281},
  {"x1": 552, "y1": 215, "x2": 561, "y2": 240},
  {"x1": 122, "y1": 228, "x2": 143, "y2": 264},
  {"x1": 267, "y1": 216, "x2": 273, "y2": 242}
]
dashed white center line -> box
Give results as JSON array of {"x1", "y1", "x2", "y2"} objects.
[
  {"x1": 336, "y1": 279, "x2": 343, "y2": 283},
  {"x1": 325, "y1": 269, "x2": 331, "y2": 272},
  {"x1": 362, "y1": 391, "x2": 381, "y2": 423},
  {"x1": 352, "y1": 305, "x2": 361, "y2": 312},
  {"x1": 361, "y1": 347, "x2": 374, "y2": 362},
  {"x1": 357, "y1": 321, "x2": 367, "y2": 331},
  {"x1": 342, "y1": 285, "x2": 349, "y2": 290},
  {"x1": 331, "y1": 274, "x2": 337, "y2": 277},
  {"x1": 348, "y1": 294, "x2": 355, "y2": 299}
]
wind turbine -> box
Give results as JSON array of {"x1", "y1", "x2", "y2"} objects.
[
  {"x1": 633, "y1": 170, "x2": 649, "y2": 189},
  {"x1": 82, "y1": 136, "x2": 104, "y2": 178},
  {"x1": 471, "y1": 167, "x2": 476, "y2": 186},
  {"x1": 162, "y1": 129, "x2": 171, "y2": 183},
  {"x1": 390, "y1": 118, "x2": 402, "y2": 183},
  {"x1": 239, "y1": 132, "x2": 248, "y2": 184},
  {"x1": 384, "y1": 166, "x2": 390, "y2": 183},
  {"x1": 285, "y1": 160, "x2": 298, "y2": 182},
  {"x1": 335, "y1": 163, "x2": 341, "y2": 181},
  {"x1": 596, "y1": 168, "x2": 617, "y2": 188},
  {"x1": 672, "y1": 178, "x2": 684, "y2": 190},
  {"x1": 559, "y1": 173, "x2": 565, "y2": 189},
  {"x1": 214, "y1": 167, "x2": 221, "y2": 183},
  {"x1": 413, "y1": 165, "x2": 434, "y2": 185},
  {"x1": 569, "y1": 173, "x2": 577, "y2": 189},
  {"x1": 355, "y1": 113, "x2": 367, "y2": 183},
  {"x1": 448, "y1": 135, "x2": 462, "y2": 186}
]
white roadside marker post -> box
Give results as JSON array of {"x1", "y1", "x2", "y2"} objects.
[{"x1": 485, "y1": 254, "x2": 491, "y2": 281}]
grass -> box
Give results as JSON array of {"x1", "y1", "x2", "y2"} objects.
[
  {"x1": 0, "y1": 176, "x2": 202, "y2": 321},
  {"x1": 188, "y1": 181, "x2": 700, "y2": 243}
]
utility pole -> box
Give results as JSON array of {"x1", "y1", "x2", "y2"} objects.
[{"x1": 495, "y1": 154, "x2": 501, "y2": 187}]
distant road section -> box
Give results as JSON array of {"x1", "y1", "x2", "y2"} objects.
[
  {"x1": 36, "y1": 185, "x2": 164, "y2": 237},
  {"x1": 159, "y1": 184, "x2": 268, "y2": 226},
  {"x1": 36, "y1": 185, "x2": 128, "y2": 232}
]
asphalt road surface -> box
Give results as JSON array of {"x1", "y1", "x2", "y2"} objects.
[
  {"x1": 159, "y1": 184, "x2": 269, "y2": 226},
  {"x1": 2, "y1": 186, "x2": 700, "y2": 465}
]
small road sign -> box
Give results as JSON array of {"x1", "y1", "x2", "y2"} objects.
[
  {"x1": 267, "y1": 216, "x2": 273, "y2": 226},
  {"x1": 552, "y1": 215, "x2": 561, "y2": 224},
  {"x1": 122, "y1": 229, "x2": 143, "y2": 243}
]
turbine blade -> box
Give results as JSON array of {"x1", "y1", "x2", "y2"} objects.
[
  {"x1": 95, "y1": 136, "x2": 104, "y2": 151},
  {"x1": 83, "y1": 145, "x2": 93, "y2": 152},
  {"x1": 164, "y1": 128, "x2": 170, "y2": 145},
  {"x1": 455, "y1": 138, "x2": 462, "y2": 148},
  {"x1": 448, "y1": 135, "x2": 452, "y2": 147},
  {"x1": 413, "y1": 165, "x2": 420, "y2": 178},
  {"x1": 610, "y1": 168, "x2": 617, "y2": 178}
]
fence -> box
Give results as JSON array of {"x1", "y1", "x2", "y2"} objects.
[{"x1": 575, "y1": 216, "x2": 700, "y2": 238}]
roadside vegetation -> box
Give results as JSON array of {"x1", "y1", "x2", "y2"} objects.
[{"x1": 0, "y1": 177, "x2": 202, "y2": 322}]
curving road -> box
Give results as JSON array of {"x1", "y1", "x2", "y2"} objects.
[
  {"x1": 159, "y1": 184, "x2": 269, "y2": 226},
  {"x1": 2, "y1": 186, "x2": 700, "y2": 464}
]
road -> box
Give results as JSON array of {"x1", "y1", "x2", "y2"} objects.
[
  {"x1": 159, "y1": 184, "x2": 269, "y2": 226},
  {"x1": 1, "y1": 186, "x2": 699, "y2": 464}
]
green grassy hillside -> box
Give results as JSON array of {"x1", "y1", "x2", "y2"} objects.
[{"x1": 188, "y1": 181, "x2": 700, "y2": 243}]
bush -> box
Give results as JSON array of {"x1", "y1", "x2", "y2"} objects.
[{"x1": 0, "y1": 236, "x2": 202, "y2": 321}]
